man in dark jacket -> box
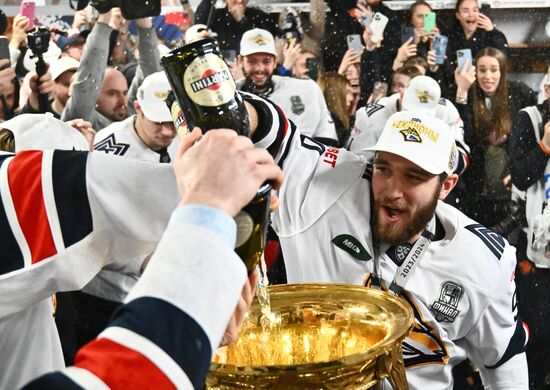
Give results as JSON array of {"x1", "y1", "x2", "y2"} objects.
[{"x1": 195, "y1": 0, "x2": 278, "y2": 53}]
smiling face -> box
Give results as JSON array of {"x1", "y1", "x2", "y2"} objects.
[
  {"x1": 371, "y1": 152, "x2": 443, "y2": 245},
  {"x1": 476, "y1": 55, "x2": 501, "y2": 96},
  {"x1": 239, "y1": 52, "x2": 277, "y2": 91},
  {"x1": 455, "y1": 0, "x2": 480, "y2": 35}
]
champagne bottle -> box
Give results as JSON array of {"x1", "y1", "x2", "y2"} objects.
[
  {"x1": 165, "y1": 91, "x2": 189, "y2": 138},
  {"x1": 161, "y1": 38, "x2": 270, "y2": 273},
  {"x1": 160, "y1": 37, "x2": 250, "y2": 136}
]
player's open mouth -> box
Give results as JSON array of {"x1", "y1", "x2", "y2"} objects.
[{"x1": 382, "y1": 206, "x2": 403, "y2": 222}]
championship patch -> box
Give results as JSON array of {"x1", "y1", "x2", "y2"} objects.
[
  {"x1": 290, "y1": 95, "x2": 305, "y2": 115},
  {"x1": 332, "y1": 234, "x2": 372, "y2": 261},
  {"x1": 430, "y1": 281, "x2": 463, "y2": 322},
  {"x1": 94, "y1": 134, "x2": 130, "y2": 156},
  {"x1": 400, "y1": 127, "x2": 422, "y2": 143}
]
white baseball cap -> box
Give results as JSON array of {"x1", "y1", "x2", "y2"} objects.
[
  {"x1": 239, "y1": 28, "x2": 277, "y2": 57},
  {"x1": 185, "y1": 24, "x2": 209, "y2": 44},
  {"x1": 367, "y1": 110, "x2": 458, "y2": 175},
  {"x1": 137, "y1": 71, "x2": 173, "y2": 123},
  {"x1": 1, "y1": 113, "x2": 89, "y2": 152},
  {"x1": 401, "y1": 75, "x2": 441, "y2": 115},
  {"x1": 50, "y1": 56, "x2": 80, "y2": 81}
]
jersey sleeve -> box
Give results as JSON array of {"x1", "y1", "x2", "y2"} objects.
[
  {"x1": 464, "y1": 244, "x2": 528, "y2": 372},
  {"x1": 0, "y1": 150, "x2": 178, "y2": 320},
  {"x1": 241, "y1": 92, "x2": 370, "y2": 236},
  {"x1": 23, "y1": 206, "x2": 247, "y2": 390},
  {"x1": 441, "y1": 99, "x2": 470, "y2": 175},
  {"x1": 347, "y1": 103, "x2": 386, "y2": 157}
]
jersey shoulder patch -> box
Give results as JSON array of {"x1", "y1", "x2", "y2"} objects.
[
  {"x1": 464, "y1": 224, "x2": 505, "y2": 260},
  {"x1": 94, "y1": 133, "x2": 130, "y2": 156},
  {"x1": 365, "y1": 102, "x2": 385, "y2": 117}
]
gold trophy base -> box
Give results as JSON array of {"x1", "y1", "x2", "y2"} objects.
[{"x1": 207, "y1": 284, "x2": 413, "y2": 389}]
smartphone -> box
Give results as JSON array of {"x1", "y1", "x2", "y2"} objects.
[
  {"x1": 360, "y1": 13, "x2": 372, "y2": 27},
  {"x1": 369, "y1": 12, "x2": 389, "y2": 43},
  {"x1": 0, "y1": 36, "x2": 10, "y2": 70},
  {"x1": 20, "y1": 0, "x2": 35, "y2": 30},
  {"x1": 433, "y1": 34, "x2": 448, "y2": 65},
  {"x1": 456, "y1": 48, "x2": 473, "y2": 70},
  {"x1": 401, "y1": 26, "x2": 415, "y2": 44},
  {"x1": 424, "y1": 11, "x2": 436, "y2": 34},
  {"x1": 346, "y1": 34, "x2": 363, "y2": 53},
  {"x1": 306, "y1": 57, "x2": 318, "y2": 81}
]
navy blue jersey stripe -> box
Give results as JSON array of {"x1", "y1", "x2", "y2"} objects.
[
  {"x1": 109, "y1": 296, "x2": 211, "y2": 388},
  {"x1": 0, "y1": 154, "x2": 24, "y2": 275},
  {"x1": 52, "y1": 151, "x2": 93, "y2": 248},
  {"x1": 22, "y1": 371, "x2": 84, "y2": 389},
  {"x1": 485, "y1": 318, "x2": 527, "y2": 369},
  {"x1": 278, "y1": 122, "x2": 298, "y2": 169}
]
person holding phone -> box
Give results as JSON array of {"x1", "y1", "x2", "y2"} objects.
[
  {"x1": 508, "y1": 76, "x2": 550, "y2": 390},
  {"x1": 453, "y1": 47, "x2": 536, "y2": 229}
]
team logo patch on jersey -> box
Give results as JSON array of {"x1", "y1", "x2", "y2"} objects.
[
  {"x1": 332, "y1": 234, "x2": 372, "y2": 261},
  {"x1": 290, "y1": 96, "x2": 305, "y2": 115},
  {"x1": 399, "y1": 128, "x2": 422, "y2": 143},
  {"x1": 94, "y1": 134, "x2": 130, "y2": 156},
  {"x1": 430, "y1": 281, "x2": 463, "y2": 322}
]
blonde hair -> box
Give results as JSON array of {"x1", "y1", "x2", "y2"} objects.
[
  {"x1": 317, "y1": 72, "x2": 351, "y2": 130},
  {"x1": 0, "y1": 129, "x2": 15, "y2": 152}
]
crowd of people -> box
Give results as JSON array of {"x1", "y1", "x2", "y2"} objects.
[{"x1": 0, "y1": 0, "x2": 549, "y2": 388}]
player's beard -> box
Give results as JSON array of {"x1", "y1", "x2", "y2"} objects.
[{"x1": 372, "y1": 185, "x2": 440, "y2": 246}]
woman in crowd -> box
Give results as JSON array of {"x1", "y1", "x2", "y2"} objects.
[
  {"x1": 454, "y1": 47, "x2": 537, "y2": 227},
  {"x1": 318, "y1": 72, "x2": 354, "y2": 147}
]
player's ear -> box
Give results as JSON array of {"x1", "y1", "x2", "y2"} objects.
[{"x1": 438, "y1": 174, "x2": 459, "y2": 200}]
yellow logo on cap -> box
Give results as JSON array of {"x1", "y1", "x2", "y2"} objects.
[
  {"x1": 250, "y1": 34, "x2": 270, "y2": 46},
  {"x1": 154, "y1": 91, "x2": 169, "y2": 101},
  {"x1": 393, "y1": 120, "x2": 439, "y2": 143},
  {"x1": 400, "y1": 127, "x2": 422, "y2": 143},
  {"x1": 415, "y1": 88, "x2": 435, "y2": 103}
]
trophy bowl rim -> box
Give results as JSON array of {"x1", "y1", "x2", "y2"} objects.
[{"x1": 209, "y1": 282, "x2": 414, "y2": 374}]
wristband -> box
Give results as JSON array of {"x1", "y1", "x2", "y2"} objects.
[{"x1": 539, "y1": 141, "x2": 550, "y2": 155}]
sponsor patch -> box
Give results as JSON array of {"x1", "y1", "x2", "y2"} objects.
[
  {"x1": 332, "y1": 234, "x2": 372, "y2": 261},
  {"x1": 430, "y1": 281, "x2": 463, "y2": 322}
]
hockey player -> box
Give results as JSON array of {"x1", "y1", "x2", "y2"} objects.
[
  {"x1": 236, "y1": 28, "x2": 338, "y2": 146},
  {"x1": 347, "y1": 75, "x2": 470, "y2": 175},
  {"x1": 259, "y1": 104, "x2": 528, "y2": 388},
  {"x1": 94, "y1": 71, "x2": 178, "y2": 163}
]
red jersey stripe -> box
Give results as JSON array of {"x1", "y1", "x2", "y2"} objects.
[
  {"x1": 75, "y1": 338, "x2": 176, "y2": 389},
  {"x1": 8, "y1": 151, "x2": 57, "y2": 264}
]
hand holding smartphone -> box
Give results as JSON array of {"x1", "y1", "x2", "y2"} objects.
[
  {"x1": 456, "y1": 49, "x2": 473, "y2": 70},
  {"x1": 433, "y1": 34, "x2": 448, "y2": 65},
  {"x1": 20, "y1": 0, "x2": 35, "y2": 30},
  {"x1": 423, "y1": 12, "x2": 436, "y2": 34},
  {"x1": 369, "y1": 12, "x2": 389, "y2": 43},
  {"x1": 346, "y1": 34, "x2": 363, "y2": 53}
]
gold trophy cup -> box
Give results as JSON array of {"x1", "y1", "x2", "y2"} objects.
[{"x1": 207, "y1": 283, "x2": 413, "y2": 389}]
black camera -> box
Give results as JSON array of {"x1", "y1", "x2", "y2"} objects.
[
  {"x1": 27, "y1": 26, "x2": 52, "y2": 58},
  {"x1": 76, "y1": 0, "x2": 161, "y2": 20}
]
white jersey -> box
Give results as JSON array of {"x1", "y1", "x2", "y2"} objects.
[
  {"x1": 253, "y1": 95, "x2": 527, "y2": 389},
  {"x1": 0, "y1": 151, "x2": 178, "y2": 388},
  {"x1": 347, "y1": 95, "x2": 470, "y2": 174},
  {"x1": 89, "y1": 115, "x2": 179, "y2": 301},
  {"x1": 238, "y1": 75, "x2": 338, "y2": 143},
  {"x1": 93, "y1": 116, "x2": 179, "y2": 163}
]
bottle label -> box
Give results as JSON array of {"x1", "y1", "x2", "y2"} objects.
[
  {"x1": 234, "y1": 210, "x2": 254, "y2": 248},
  {"x1": 170, "y1": 100, "x2": 189, "y2": 138},
  {"x1": 183, "y1": 53, "x2": 236, "y2": 107}
]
